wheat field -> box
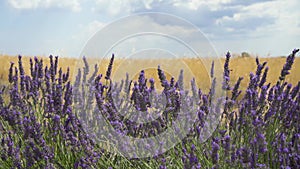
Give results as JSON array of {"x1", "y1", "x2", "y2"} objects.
[{"x1": 1, "y1": 54, "x2": 299, "y2": 94}]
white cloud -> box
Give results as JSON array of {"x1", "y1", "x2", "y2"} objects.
[
  {"x1": 79, "y1": 15, "x2": 216, "y2": 58},
  {"x1": 86, "y1": 20, "x2": 106, "y2": 36},
  {"x1": 73, "y1": 20, "x2": 106, "y2": 40},
  {"x1": 207, "y1": 0, "x2": 300, "y2": 55},
  {"x1": 173, "y1": 0, "x2": 232, "y2": 11},
  {"x1": 8, "y1": 0, "x2": 39, "y2": 9},
  {"x1": 214, "y1": 0, "x2": 300, "y2": 36},
  {"x1": 93, "y1": 0, "x2": 165, "y2": 16},
  {"x1": 8, "y1": 0, "x2": 81, "y2": 12},
  {"x1": 92, "y1": 0, "x2": 234, "y2": 15},
  {"x1": 4, "y1": 0, "x2": 299, "y2": 56}
]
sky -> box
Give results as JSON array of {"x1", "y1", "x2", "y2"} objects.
[{"x1": 0, "y1": 0, "x2": 299, "y2": 58}]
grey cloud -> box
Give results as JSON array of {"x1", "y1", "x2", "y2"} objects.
[
  {"x1": 216, "y1": 15, "x2": 276, "y2": 32},
  {"x1": 126, "y1": 0, "x2": 277, "y2": 40}
]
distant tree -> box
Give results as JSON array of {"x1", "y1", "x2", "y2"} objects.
[{"x1": 241, "y1": 52, "x2": 251, "y2": 58}]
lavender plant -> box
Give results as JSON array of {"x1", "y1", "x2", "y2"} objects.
[{"x1": 0, "y1": 49, "x2": 299, "y2": 169}]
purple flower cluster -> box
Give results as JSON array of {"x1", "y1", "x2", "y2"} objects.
[
  {"x1": 0, "y1": 55, "x2": 101, "y2": 168},
  {"x1": 0, "y1": 48, "x2": 299, "y2": 168}
]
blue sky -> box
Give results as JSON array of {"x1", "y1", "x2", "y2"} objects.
[{"x1": 0, "y1": 0, "x2": 299, "y2": 58}]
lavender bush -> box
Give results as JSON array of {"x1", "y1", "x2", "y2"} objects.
[{"x1": 0, "y1": 49, "x2": 299, "y2": 169}]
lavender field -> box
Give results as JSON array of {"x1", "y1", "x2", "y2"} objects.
[{"x1": 0, "y1": 49, "x2": 299, "y2": 169}]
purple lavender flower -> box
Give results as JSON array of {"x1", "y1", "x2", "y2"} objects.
[
  {"x1": 257, "y1": 132, "x2": 268, "y2": 153},
  {"x1": 211, "y1": 61, "x2": 215, "y2": 78},
  {"x1": 63, "y1": 67, "x2": 70, "y2": 83},
  {"x1": 231, "y1": 77, "x2": 243, "y2": 101},
  {"x1": 291, "y1": 81, "x2": 300, "y2": 99},
  {"x1": 177, "y1": 69, "x2": 184, "y2": 90},
  {"x1": 158, "y1": 65, "x2": 167, "y2": 87},
  {"x1": 223, "y1": 135, "x2": 231, "y2": 157},
  {"x1": 222, "y1": 52, "x2": 231, "y2": 90},
  {"x1": 279, "y1": 49, "x2": 299, "y2": 81},
  {"x1": 259, "y1": 66, "x2": 269, "y2": 88},
  {"x1": 105, "y1": 54, "x2": 114, "y2": 80},
  {"x1": 241, "y1": 147, "x2": 250, "y2": 163},
  {"x1": 18, "y1": 55, "x2": 26, "y2": 95},
  {"x1": 149, "y1": 78, "x2": 155, "y2": 92},
  {"x1": 54, "y1": 56, "x2": 58, "y2": 75},
  {"x1": 1, "y1": 49, "x2": 299, "y2": 168},
  {"x1": 159, "y1": 158, "x2": 167, "y2": 169},
  {"x1": 8, "y1": 62, "x2": 14, "y2": 83},
  {"x1": 231, "y1": 144, "x2": 236, "y2": 163},
  {"x1": 211, "y1": 138, "x2": 220, "y2": 165}
]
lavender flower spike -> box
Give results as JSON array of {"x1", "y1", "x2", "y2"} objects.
[
  {"x1": 223, "y1": 51, "x2": 231, "y2": 90},
  {"x1": 105, "y1": 53, "x2": 115, "y2": 80},
  {"x1": 279, "y1": 49, "x2": 299, "y2": 81}
]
